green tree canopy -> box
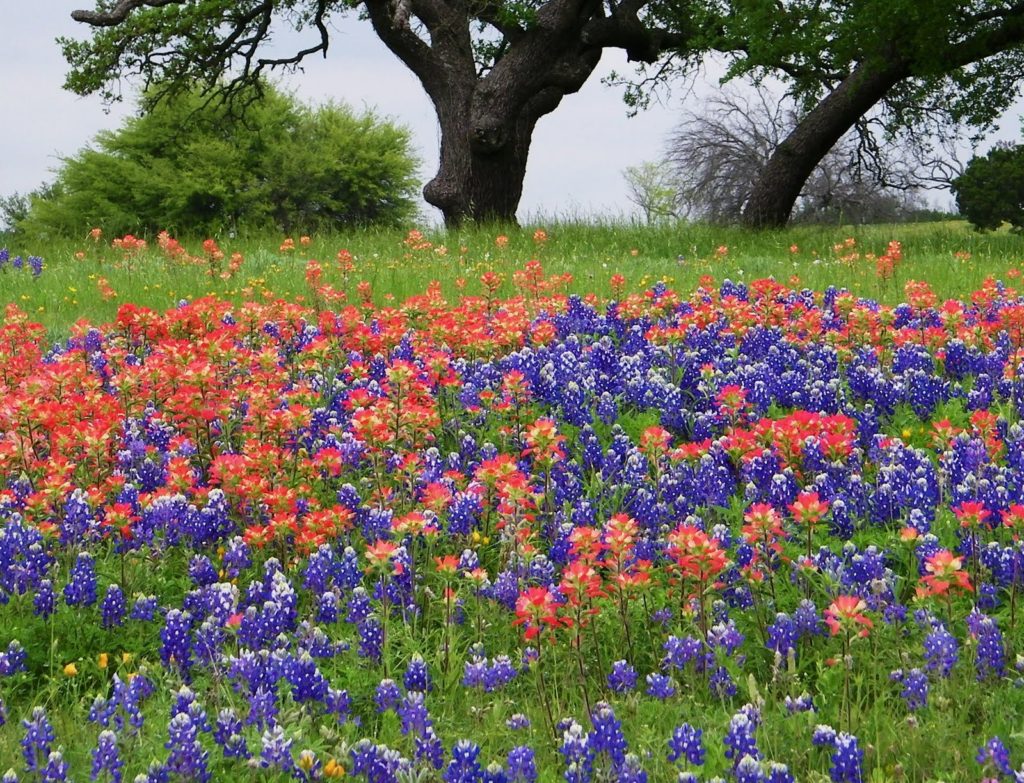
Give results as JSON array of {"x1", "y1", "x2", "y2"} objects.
[
  {"x1": 953, "y1": 143, "x2": 1024, "y2": 231},
  {"x1": 20, "y1": 83, "x2": 419, "y2": 238},
  {"x1": 690, "y1": 0, "x2": 1024, "y2": 227}
]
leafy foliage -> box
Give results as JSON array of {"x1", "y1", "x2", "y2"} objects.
[
  {"x1": 20, "y1": 84, "x2": 419, "y2": 238},
  {"x1": 952, "y1": 143, "x2": 1024, "y2": 232}
]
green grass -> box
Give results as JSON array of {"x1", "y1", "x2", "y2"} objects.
[{"x1": 2, "y1": 219, "x2": 1023, "y2": 337}]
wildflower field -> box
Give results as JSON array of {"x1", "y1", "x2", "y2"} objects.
[{"x1": 4, "y1": 222, "x2": 1024, "y2": 782}]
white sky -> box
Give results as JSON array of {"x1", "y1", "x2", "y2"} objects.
[{"x1": 1, "y1": 2, "x2": 1020, "y2": 223}]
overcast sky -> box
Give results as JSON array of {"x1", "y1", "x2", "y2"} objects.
[{"x1": 1, "y1": 2, "x2": 1021, "y2": 223}]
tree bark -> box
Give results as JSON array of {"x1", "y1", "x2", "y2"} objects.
[
  {"x1": 364, "y1": 0, "x2": 607, "y2": 226},
  {"x1": 740, "y1": 60, "x2": 908, "y2": 229}
]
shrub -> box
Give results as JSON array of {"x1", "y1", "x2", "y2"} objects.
[
  {"x1": 952, "y1": 143, "x2": 1024, "y2": 231},
  {"x1": 19, "y1": 84, "x2": 420, "y2": 238}
]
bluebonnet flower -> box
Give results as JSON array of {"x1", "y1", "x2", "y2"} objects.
[
  {"x1": 708, "y1": 618, "x2": 744, "y2": 654},
  {"x1": 221, "y1": 536, "x2": 251, "y2": 579},
  {"x1": 607, "y1": 660, "x2": 638, "y2": 693},
  {"x1": 214, "y1": 708, "x2": 249, "y2": 759},
  {"x1": 783, "y1": 693, "x2": 815, "y2": 714},
  {"x1": 724, "y1": 712, "x2": 760, "y2": 769},
  {"x1": 160, "y1": 609, "x2": 194, "y2": 681},
  {"x1": 766, "y1": 614, "x2": 797, "y2": 655},
  {"x1": 589, "y1": 703, "x2": 627, "y2": 768},
  {"x1": 398, "y1": 691, "x2": 432, "y2": 737},
  {"x1": 41, "y1": 750, "x2": 70, "y2": 783},
  {"x1": 260, "y1": 726, "x2": 295, "y2": 774},
  {"x1": 662, "y1": 635, "x2": 702, "y2": 672},
  {"x1": 348, "y1": 739, "x2": 404, "y2": 782},
  {"x1": 829, "y1": 733, "x2": 864, "y2": 783},
  {"x1": 404, "y1": 653, "x2": 433, "y2": 692},
  {"x1": 358, "y1": 617, "x2": 384, "y2": 662},
  {"x1": 165, "y1": 713, "x2": 210, "y2": 782},
  {"x1": 646, "y1": 673, "x2": 676, "y2": 699},
  {"x1": 735, "y1": 755, "x2": 765, "y2": 783},
  {"x1": 375, "y1": 679, "x2": 402, "y2": 712},
  {"x1": 890, "y1": 668, "x2": 928, "y2": 711},
  {"x1": 285, "y1": 653, "x2": 329, "y2": 703},
  {"x1": 668, "y1": 723, "x2": 704, "y2": 766},
  {"x1": 923, "y1": 624, "x2": 958, "y2": 677},
  {"x1": 64, "y1": 551, "x2": 98, "y2": 607},
  {"x1": 34, "y1": 579, "x2": 55, "y2": 618},
  {"x1": 766, "y1": 762, "x2": 795, "y2": 783},
  {"x1": 971, "y1": 612, "x2": 1006, "y2": 681},
  {"x1": 28, "y1": 256, "x2": 43, "y2": 277},
  {"x1": 506, "y1": 745, "x2": 537, "y2": 783},
  {"x1": 485, "y1": 656, "x2": 518, "y2": 691},
  {"x1": 21, "y1": 706, "x2": 56, "y2": 773},
  {"x1": 0, "y1": 641, "x2": 26, "y2": 677},
  {"x1": 560, "y1": 720, "x2": 592, "y2": 783},
  {"x1": 101, "y1": 584, "x2": 127, "y2": 629},
  {"x1": 316, "y1": 591, "x2": 339, "y2": 623},
  {"x1": 131, "y1": 594, "x2": 160, "y2": 621},
  {"x1": 978, "y1": 736, "x2": 1014, "y2": 777},
  {"x1": 463, "y1": 655, "x2": 487, "y2": 689},
  {"x1": 246, "y1": 686, "x2": 278, "y2": 731},
  {"x1": 416, "y1": 726, "x2": 445, "y2": 770},
  {"x1": 506, "y1": 714, "x2": 531, "y2": 731},
  {"x1": 617, "y1": 754, "x2": 647, "y2": 783},
  {"x1": 188, "y1": 555, "x2": 219, "y2": 587},
  {"x1": 90, "y1": 729, "x2": 123, "y2": 783},
  {"x1": 445, "y1": 739, "x2": 484, "y2": 783},
  {"x1": 709, "y1": 665, "x2": 738, "y2": 700},
  {"x1": 812, "y1": 724, "x2": 837, "y2": 747},
  {"x1": 325, "y1": 687, "x2": 351, "y2": 725},
  {"x1": 170, "y1": 686, "x2": 210, "y2": 733}
]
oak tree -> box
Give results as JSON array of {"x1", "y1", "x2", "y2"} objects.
[
  {"x1": 701, "y1": 0, "x2": 1024, "y2": 228},
  {"x1": 64, "y1": 0, "x2": 697, "y2": 226}
]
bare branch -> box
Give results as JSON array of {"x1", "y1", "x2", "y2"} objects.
[{"x1": 665, "y1": 81, "x2": 956, "y2": 224}]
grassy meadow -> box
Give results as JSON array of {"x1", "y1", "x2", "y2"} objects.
[
  {"x1": 2, "y1": 220, "x2": 1022, "y2": 337},
  {"x1": 3, "y1": 219, "x2": 1024, "y2": 781}
]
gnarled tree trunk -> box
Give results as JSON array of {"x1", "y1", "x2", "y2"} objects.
[
  {"x1": 364, "y1": 0, "x2": 608, "y2": 226},
  {"x1": 741, "y1": 61, "x2": 908, "y2": 229}
]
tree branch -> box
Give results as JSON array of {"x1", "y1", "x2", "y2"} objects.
[{"x1": 72, "y1": 0, "x2": 183, "y2": 26}]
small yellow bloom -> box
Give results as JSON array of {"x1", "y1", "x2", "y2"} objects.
[
  {"x1": 63, "y1": 662, "x2": 78, "y2": 677},
  {"x1": 97, "y1": 653, "x2": 108, "y2": 669},
  {"x1": 324, "y1": 758, "x2": 346, "y2": 778},
  {"x1": 901, "y1": 428, "x2": 912, "y2": 439}
]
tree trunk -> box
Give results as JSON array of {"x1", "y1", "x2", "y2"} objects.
[
  {"x1": 424, "y1": 105, "x2": 537, "y2": 227},
  {"x1": 741, "y1": 61, "x2": 907, "y2": 229}
]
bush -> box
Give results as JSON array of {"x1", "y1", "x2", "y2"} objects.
[
  {"x1": 19, "y1": 84, "x2": 420, "y2": 238},
  {"x1": 952, "y1": 143, "x2": 1024, "y2": 231}
]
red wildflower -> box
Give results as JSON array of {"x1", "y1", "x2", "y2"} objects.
[
  {"x1": 513, "y1": 586, "x2": 566, "y2": 641},
  {"x1": 824, "y1": 595, "x2": 873, "y2": 637},
  {"x1": 921, "y1": 550, "x2": 972, "y2": 596}
]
